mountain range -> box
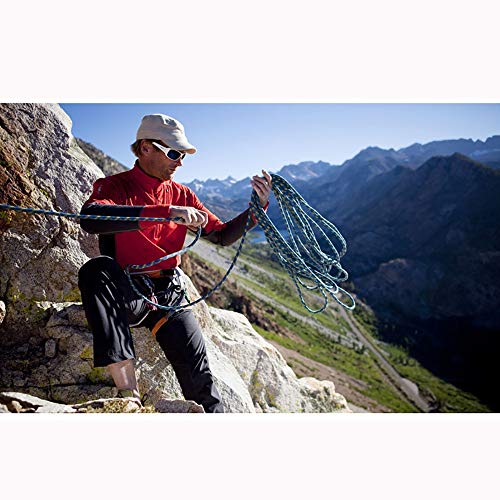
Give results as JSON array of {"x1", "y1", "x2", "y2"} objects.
[
  {"x1": 340, "y1": 153, "x2": 500, "y2": 404},
  {"x1": 187, "y1": 135, "x2": 500, "y2": 207}
]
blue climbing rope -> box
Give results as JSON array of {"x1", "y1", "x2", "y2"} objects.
[
  {"x1": 249, "y1": 175, "x2": 355, "y2": 312},
  {"x1": 0, "y1": 174, "x2": 354, "y2": 313},
  {"x1": 0, "y1": 205, "x2": 185, "y2": 224}
]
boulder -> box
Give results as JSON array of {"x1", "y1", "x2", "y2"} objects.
[
  {"x1": 0, "y1": 300, "x2": 5, "y2": 325},
  {"x1": 0, "y1": 103, "x2": 102, "y2": 344},
  {"x1": 207, "y1": 307, "x2": 350, "y2": 412},
  {"x1": 0, "y1": 391, "x2": 76, "y2": 413},
  {"x1": 0, "y1": 391, "x2": 204, "y2": 413}
]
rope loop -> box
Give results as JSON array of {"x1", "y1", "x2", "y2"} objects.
[{"x1": 249, "y1": 174, "x2": 355, "y2": 312}]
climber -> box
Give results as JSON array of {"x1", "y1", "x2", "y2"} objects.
[{"x1": 77, "y1": 113, "x2": 272, "y2": 413}]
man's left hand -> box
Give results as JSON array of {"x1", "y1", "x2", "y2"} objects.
[{"x1": 251, "y1": 170, "x2": 272, "y2": 207}]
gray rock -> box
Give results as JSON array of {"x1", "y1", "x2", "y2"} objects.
[
  {"x1": 207, "y1": 307, "x2": 350, "y2": 413},
  {"x1": 0, "y1": 103, "x2": 102, "y2": 344},
  {"x1": 0, "y1": 391, "x2": 75, "y2": 413},
  {"x1": 155, "y1": 399, "x2": 205, "y2": 413},
  {"x1": 0, "y1": 392, "x2": 204, "y2": 414},
  {"x1": 45, "y1": 339, "x2": 57, "y2": 358},
  {"x1": 73, "y1": 398, "x2": 142, "y2": 413},
  {"x1": 9, "y1": 400, "x2": 24, "y2": 412},
  {"x1": 12, "y1": 371, "x2": 26, "y2": 387},
  {"x1": 0, "y1": 301, "x2": 5, "y2": 325}
]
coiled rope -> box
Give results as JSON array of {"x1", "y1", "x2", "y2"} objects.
[
  {"x1": 0, "y1": 174, "x2": 354, "y2": 313},
  {"x1": 249, "y1": 175, "x2": 354, "y2": 312}
]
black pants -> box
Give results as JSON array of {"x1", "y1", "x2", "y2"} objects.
[{"x1": 78, "y1": 256, "x2": 224, "y2": 413}]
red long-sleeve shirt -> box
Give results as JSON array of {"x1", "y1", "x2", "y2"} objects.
[{"x1": 82, "y1": 163, "x2": 233, "y2": 271}]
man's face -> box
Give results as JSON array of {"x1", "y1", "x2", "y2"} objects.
[{"x1": 141, "y1": 141, "x2": 185, "y2": 181}]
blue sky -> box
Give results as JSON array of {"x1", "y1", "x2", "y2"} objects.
[{"x1": 60, "y1": 104, "x2": 500, "y2": 183}]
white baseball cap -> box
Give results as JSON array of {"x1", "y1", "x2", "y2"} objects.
[{"x1": 136, "y1": 114, "x2": 196, "y2": 154}]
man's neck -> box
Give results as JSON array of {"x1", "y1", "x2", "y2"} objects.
[{"x1": 136, "y1": 160, "x2": 162, "y2": 181}]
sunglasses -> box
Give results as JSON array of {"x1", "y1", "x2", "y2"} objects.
[{"x1": 152, "y1": 141, "x2": 186, "y2": 161}]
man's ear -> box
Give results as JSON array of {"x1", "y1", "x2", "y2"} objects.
[{"x1": 140, "y1": 140, "x2": 151, "y2": 156}]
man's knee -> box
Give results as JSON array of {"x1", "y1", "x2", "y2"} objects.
[
  {"x1": 78, "y1": 256, "x2": 121, "y2": 287},
  {"x1": 156, "y1": 311, "x2": 207, "y2": 362}
]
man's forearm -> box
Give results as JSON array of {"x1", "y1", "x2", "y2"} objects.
[
  {"x1": 202, "y1": 208, "x2": 256, "y2": 246},
  {"x1": 81, "y1": 203, "x2": 258, "y2": 242},
  {"x1": 80, "y1": 203, "x2": 146, "y2": 234}
]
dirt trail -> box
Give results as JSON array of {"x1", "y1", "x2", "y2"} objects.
[{"x1": 338, "y1": 307, "x2": 432, "y2": 412}]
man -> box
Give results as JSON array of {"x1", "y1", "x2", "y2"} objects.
[{"x1": 78, "y1": 113, "x2": 272, "y2": 413}]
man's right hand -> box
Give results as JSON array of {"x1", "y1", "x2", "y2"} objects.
[{"x1": 169, "y1": 206, "x2": 208, "y2": 228}]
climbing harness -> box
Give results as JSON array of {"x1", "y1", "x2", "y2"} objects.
[
  {"x1": 128, "y1": 268, "x2": 188, "y2": 330},
  {"x1": 0, "y1": 174, "x2": 355, "y2": 313}
]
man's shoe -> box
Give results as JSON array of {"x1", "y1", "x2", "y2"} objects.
[{"x1": 117, "y1": 389, "x2": 143, "y2": 407}]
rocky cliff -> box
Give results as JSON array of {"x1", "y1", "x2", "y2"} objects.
[
  {"x1": 0, "y1": 103, "x2": 350, "y2": 413},
  {"x1": 75, "y1": 138, "x2": 128, "y2": 177},
  {"x1": 0, "y1": 103, "x2": 101, "y2": 343}
]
